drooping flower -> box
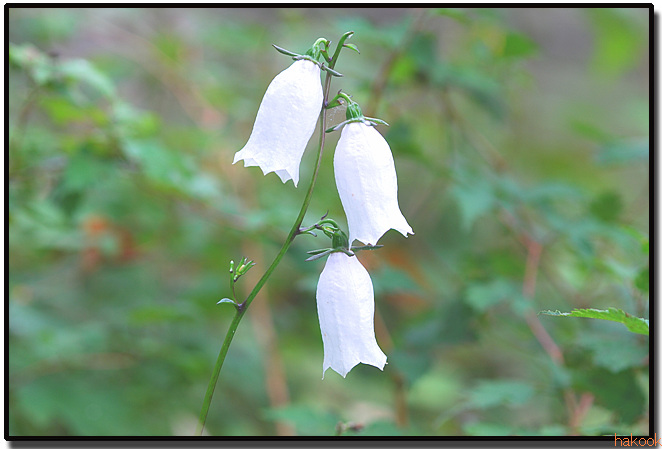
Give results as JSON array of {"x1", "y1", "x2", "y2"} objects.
[
  {"x1": 316, "y1": 251, "x2": 387, "y2": 378},
  {"x1": 233, "y1": 59, "x2": 323, "y2": 187},
  {"x1": 334, "y1": 121, "x2": 413, "y2": 246}
]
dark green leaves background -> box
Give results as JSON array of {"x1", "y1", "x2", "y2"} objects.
[{"x1": 8, "y1": 8, "x2": 649, "y2": 436}]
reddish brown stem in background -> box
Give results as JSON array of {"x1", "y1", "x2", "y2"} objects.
[
  {"x1": 365, "y1": 9, "x2": 428, "y2": 117},
  {"x1": 521, "y1": 236, "x2": 564, "y2": 365},
  {"x1": 374, "y1": 308, "x2": 409, "y2": 428},
  {"x1": 444, "y1": 89, "x2": 592, "y2": 433},
  {"x1": 243, "y1": 242, "x2": 295, "y2": 436}
]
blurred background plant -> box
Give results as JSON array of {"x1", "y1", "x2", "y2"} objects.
[{"x1": 8, "y1": 7, "x2": 649, "y2": 436}]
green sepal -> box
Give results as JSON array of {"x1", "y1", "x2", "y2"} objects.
[
  {"x1": 346, "y1": 102, "x2": 363, "y2": 120},
  {"x1": 365, "y1": 117, "x2": 390, "y2": 127},
  {"x1": 326, "y1": 119, "x2": 352, "y2": 133},
  {"x1": 305, "y1": 249, "x2": 333, "y2": 262},
  {"x1": 272, "y1": 44, "x2": 300, "y2": 58},
  {"x1": 331, "y1": 229, "x2": 350, "y2": 251},
  {"x1": 307, "y1": 248, "x2": 330, "y2": 256},
  {"x1": 305, "y1": 247, "x2": 355, "y2": 262},
  {"x1": 351, "y1": 244, "x2": 384, "y2": 253},
  {"x1": 321, "y1": 65, "x2": 343, "y2": 77},
  {"x1": 326, "y1": 116, "x2": 389, "y2": 133}
]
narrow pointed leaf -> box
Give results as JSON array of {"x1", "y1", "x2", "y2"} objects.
[
  {"x1": 539, "y1": 307, "x2": 649, "y2": 336},
  {"x1": 343, "y1": 43, "x2": 360, "y2": 54}
]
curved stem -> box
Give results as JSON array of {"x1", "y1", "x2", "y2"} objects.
[{"x1": 196, "y1": 67, "x2": 335, "y2": 437}]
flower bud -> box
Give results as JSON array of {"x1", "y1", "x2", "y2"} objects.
[
  {"x1": 233, "y1": 60, "x2": 323, "y2": 187},
  {"x1": 316, "y1": 252, "x2": 387, "y2": 378},
  {"x1": 334, "y1": 122, "x2": 413, "y2": 245}
]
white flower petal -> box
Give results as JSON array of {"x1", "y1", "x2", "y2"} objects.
[
  {"x1": 334, "y1": 122, "x2": 413, "y2": 245},
  {"x1": 233, "y1": 60, "x2": 323, "y2": 187},
  {"x1": 316, "y1": 252, "x2": 387, "y2": 378}
]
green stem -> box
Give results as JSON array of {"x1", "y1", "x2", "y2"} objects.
[{"x1": 195, "y1": 65, "x2": 336, "y2": 437}]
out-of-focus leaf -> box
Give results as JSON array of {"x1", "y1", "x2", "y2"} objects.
[
  {"x1": 634, "y1": 267, "x2": 649, "y2": 294},
  {"x1": 569, "y1": 119, "x2": 613, "y2": 143},
  {"x1": 59, "y1": 151, "x2": 111, "y2": 193},
  {"x1": 40, "y1": 96, "x2": 105, "y2": 125},
  {"x1": 587, "y1": 8, "x2": 645, "y2": 77},
  {"x1": 465, "y1": 279, "x2": 519, "y2": 312},
  {"x1": 589, "y1": 191, "x2": 623, "y2": 223},
  {"x1": 337, "y1": 16, "x2": 411, "y2": 49},
  {"x1": 129, "y1": 305, "x2": 196, "y2": 325},
  {"x1": 59, "y1": 59, "x2": 115, "y2": 98},
  {"x1": 372, "y1": 265, "x2": 422, "y2": 295},
  {"x1": 502, "y1": 32, "x2": 538, "y2": 59},
  {"x1": 408, "y1": 369, "x2": 462, "y2": 411},
  {"x1": 384, "y1": 121, "x2": 422, "y2": 158},
  {"x1": 434, "y1": 8, "x2": 470, "y2": 24},
  {"x1": 15, "y1": 374, "x2": 149, "y2": 435},
  {"x1": 463, "y1": 422, "x2": 514, "y2": 436},
  {"x1": 574, "y1": 368, "x2": 646, "y2": 425},
  {"x1": 467, "y1": 379, "x2": 534, "y2": 409},
  {"x1": 596, "y1": 139, "x2": 649, "y2": 165},
  {"x1": 409, "y1": 32, "x2": 438, "y2": 76},
  {"x1": 9, "y1": 42, "x2": 54, "y2": 85},
  {"x1": 357, "y1": 420, "x2": 405, "y2": 436},
  {"x1": 112, "y1": 102, "x2": 160, "y2": 138},
  {"x1": 433, "y1": 63, "x2": 504, "y2": 118},
  {"x1": 262, "y1": 405, "x2": 339, "y2": 436},
  {"x1": 578, "y1": 333, "x2": 648, "y2": 373},
  {"x1": 539, "y1": 308, "x2": 649, "y2": 336},
  {"x1": 10, "y1": 199, "x2": 82, "y2": 251},
  {"x1": 388, "y1": 349, "x2": 431, "y2": 387},
  {"x1": 451, "y1": 171, "x2": 495, "y2": 231},
  {"x1": 122, "y1": 139, "x2": 192, "y2": 189}
]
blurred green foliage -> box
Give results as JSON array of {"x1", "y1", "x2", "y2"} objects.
[{"x1": 8, "y1": 7, "x2": 649, "y2": 437}]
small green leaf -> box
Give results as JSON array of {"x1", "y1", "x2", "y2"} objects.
[
  {"x1": 539, "y1": 308, "x2": 649, "y2": 336},
  {"x1": 217, "y1": 298, "x2": 238, "y2": 308},
  {"x1": 342, "y1": 43, "x2": 360, "y2": 54}
]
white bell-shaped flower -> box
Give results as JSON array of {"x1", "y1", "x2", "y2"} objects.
[
  {"x1": 316, "y1": 251, "x2": 387, "y2": 378},
  {"x1": 233, "y1": 60, "x2": 323, "y2": 187},
  {"x1": 334, "y1": 122, "x2": 413, "y2": 245}
]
